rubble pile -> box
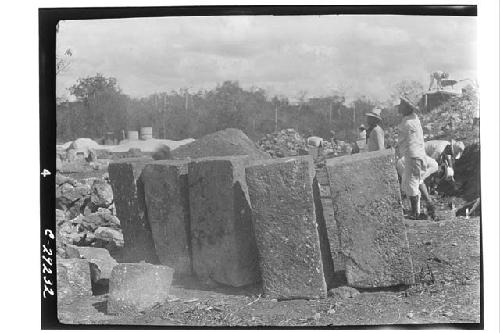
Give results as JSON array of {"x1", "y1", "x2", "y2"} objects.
[
  {"x1": 420, "y1": 93, "x2": 479, "y2": 145},
  {"x1": 258, "y1": 129, "x2": 309, "y2": 158},
  {"x1": 56, "y1": 173, "x2": 123, "y2": 257},
  {"x1": 172, "y1": 128, "x2": 270, "y2": 160}
]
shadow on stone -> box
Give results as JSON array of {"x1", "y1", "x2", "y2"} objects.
[
  {"x1": 92, "y1": 280, "x2": 109, "y2": 296},
  {"x1": 92, "y1": 300, "x2": 108, "y2": 315},
  {"x1": 172, "y1": 274, "x2": 262, "y2": 297}
]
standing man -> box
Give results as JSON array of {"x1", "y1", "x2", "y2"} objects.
[
  {"x1": 365, "y1": 108, "x2": 385, "y2": 151},
  {"x1": 397, "y1": 97, "x2": 435, "y2": 219}
]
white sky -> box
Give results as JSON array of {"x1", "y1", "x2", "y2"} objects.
[{"x1": 57, "y1": 15, "x2": 476, "y2": 102}]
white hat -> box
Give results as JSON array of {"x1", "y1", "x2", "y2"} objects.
[{"x1": 365, "y1": 108, "x2": 382, "y2": 120}]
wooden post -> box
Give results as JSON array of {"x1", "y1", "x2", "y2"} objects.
[{"x1": 274, "y1": 105, "x2": 278, "y2": 132}]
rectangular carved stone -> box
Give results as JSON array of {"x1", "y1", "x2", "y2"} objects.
[
  {"x1": 245, "y1": 156, "x2": 328, "y2": 299},
  {"x1": 108, "y1": 158, "x2": 158, "y2": 264},
  {"x1": 188, "y1": 156, "x2": 259, "y2": 287},
  {"x1": 326, "y1": 149, "x2": 414, "y2": 288},
  {"x1": 142, "y1": 160, "x2": 192, "y2": 276}
]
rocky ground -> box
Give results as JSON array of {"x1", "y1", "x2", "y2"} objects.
[
  {"x1": 55, "y1": 119, "x2": 481, "y2": 327},
  {"x1": 57, "y1": 201, "x2": 480, "y2": 327}
]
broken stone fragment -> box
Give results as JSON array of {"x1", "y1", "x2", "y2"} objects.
[
  {"x1": 57, "y1": 258, "x2": 92, "y2": 305},
  {"x1": 107, "y1": 263, "x2": 174, "y2": 315},
  {"x1": 65, "y1": 245, "x2": 118, "y2": 283}
]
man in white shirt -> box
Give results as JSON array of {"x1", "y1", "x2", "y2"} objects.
[
  {"x1": 365, "y1": 108, "x2": 385, "y2": 152},
  {"x1": 397, "y1": 97, "x2": 436, "y2": 219}
]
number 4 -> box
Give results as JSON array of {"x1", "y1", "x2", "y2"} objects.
[{"x1": 41, "y1": 169, "x2": 51, "y2": 177}]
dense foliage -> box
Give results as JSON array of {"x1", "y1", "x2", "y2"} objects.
[{"x1": 56, "y1": 74, "x2": 450, "y2": 144}]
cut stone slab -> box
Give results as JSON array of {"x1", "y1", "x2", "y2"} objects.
[
  {"x1": 107, "y1": 263, "x2": 174, "y2": 315},
  {"x1": 108, "y1": 158, "x2": 158, "y2": 264},
  {"x1": 65, "y1": 245, "x2": 118, "y2": 282},
  {"x1": 188, "y1": 155, "x2": 260, "y2": 287},
  {"x1": 326, "y1": 149, "x2": 414, "y2": 288},
  {"x1": 142, "y1": 160, "x2": 192, "y2": 276},
  {"x1": 245, "y1": 156, "x2": 328, "y2": 299},
  {"x1": 57, "y1": 258, "x2": 92, "y2": 304}
]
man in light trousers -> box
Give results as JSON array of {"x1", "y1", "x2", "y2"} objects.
[{"x1": 397, "y1": 97, "x2": 436, "y2": 220}]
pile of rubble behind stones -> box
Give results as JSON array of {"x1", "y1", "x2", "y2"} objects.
[
  {"x1": 257, "y1": 129, "x2": 310, "y2": 158},
  {"x1": 56, "y1": 173, "x2": 123, "y2": 257}
]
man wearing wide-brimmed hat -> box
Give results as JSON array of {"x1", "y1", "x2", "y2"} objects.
[
  {"x1": 397, "y1": 96, "x2": 435, "y2": 220},
  {"x1": 365, "y1": 108, "x2": 385, "y2": 152}
]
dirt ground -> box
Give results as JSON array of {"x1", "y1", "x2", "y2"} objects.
[{"x1": 57, "y1": 209, "x2": 481, "y2": 328}]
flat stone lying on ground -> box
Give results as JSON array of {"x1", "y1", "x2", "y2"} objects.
[
  {"x1": 65, "y1": 245, "x2": 118, "y2": 283},
  {"x1": 142, "y1": 160, "x2": 192, "y2": 276},
  {"x1": 326, "y1": 149, "x2": 414, "y2": 288},
  {"x1": 57, "y1": 258, "x2": 93, "y2": 304},
  {"x1": 188, "y1": 155, "x2": 260, "y2": 287},
  {"x1": 108, "y1": 158, "x2": 158, "y2": 264},
  {"x1": 107, "y1": 263, "x2": 174, "y2": 315},
  {"x1": 245, "y1": 156, "x2": 328, "y2": 299}
]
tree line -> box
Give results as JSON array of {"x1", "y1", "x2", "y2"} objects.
[{"x1": 56, "y1": 73, "x2": 422, "y2": 143}]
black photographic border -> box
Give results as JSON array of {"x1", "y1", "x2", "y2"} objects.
[{"x1": 40, "y1": 5, "x2": 480, "y2": 330}]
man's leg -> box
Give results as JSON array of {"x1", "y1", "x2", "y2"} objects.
[{"x1": 419, "y1": 182, "x2": 436, "y2": 220}]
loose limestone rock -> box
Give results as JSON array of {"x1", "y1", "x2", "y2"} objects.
[
  {"x1": 326, "y1": 149, "x2": 414, "y2": 288},
  {"x1": 245, "y1": 156, "x2": 328, "y2": 299},
  {"x1": 142, "y1": 160, "x2": 192, "y2": 276},
  {"x1": 65, "y1": 245, "x2": 118, "y2": 282},
  {"x1": 188, "y1": 156, "x2": 260, "y2": 287},
  {"x1": 57, "y1": 258, "x2": 92, "y2": 304},
  {"x1": 107, "y1": 263, "x2": 174, "y2": 315},
  {"x1": 108, "y1": 158, "x2": 158, "y2": 263}
]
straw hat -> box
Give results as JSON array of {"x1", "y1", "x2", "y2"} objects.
[
  {"x1": 365, "y1": 108, "x2": 382, "y2": 120},
  {"x1": 399, "y1": 96, "x2": 419, "y2": 112}
]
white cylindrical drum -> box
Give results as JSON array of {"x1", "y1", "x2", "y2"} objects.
[
  {"x1": 140, "y1": 127, "x2": 153, "y2": 140},
  {"x1": 127, "y1": 130, "x2": 139, "y2": 141}
]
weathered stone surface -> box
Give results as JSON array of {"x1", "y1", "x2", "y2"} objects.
[
  {"x1": 142, "y1": 160, "x2": 192, "y2": 276},
  {"x1": 57, "y1": 258, "x2": 92, "y2": 304},
  {"x1": 108, "y1": 158, "x2": 158, "y2": 263},
  {"x1": 107, "y1": 263, "x2": 174, "y2": 315},
  {"x1": 245, "y1": 156, "x2": 327, "y2": 299},
  {"x1": 188, "y1": 156, "x2": 259, "y2": 287},
  {"x1": 326, "y1": 149, "x2": 414, "y2": 288},
  {"x1": 66, "y1": 245, "x2": 118, "y2": 282}
]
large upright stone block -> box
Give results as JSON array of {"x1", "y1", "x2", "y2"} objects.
[
  {"x1": 142, "y1": 160, "x2": 192, "y2": 276},
  {"x1": 188, "y1": 156, "x2": 260, "y2": 287},
  {"x1": 108, "y1": 158, "x2": 158, "y2": 264},
  {"x1": 245, "y1": 156, "x2": 328, "y2": 299},
  {"x1": 326, "y1": 149, "x2": 414, "y2": 288}
]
